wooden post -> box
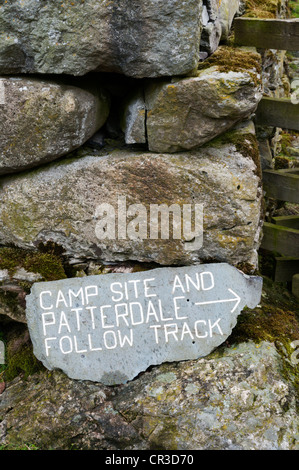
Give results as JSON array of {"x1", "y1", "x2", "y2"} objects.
[
  {"x1": 274, "y1": 257, "x2": 299, "y2": 282},
  {"x1": 292, "y1": 274, "x2": 299, "y2": 300},
  {"x1": 234, "y1": 17, "x2": 299, "y2": 51}
]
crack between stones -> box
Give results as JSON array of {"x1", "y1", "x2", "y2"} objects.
[{"x1": 142, "y1": 85, "x2": 149, "y2": 149}]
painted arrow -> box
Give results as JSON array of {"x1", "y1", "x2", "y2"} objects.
[{"x1": 195, "y1": 288, "x2": 241, "y2": 313}]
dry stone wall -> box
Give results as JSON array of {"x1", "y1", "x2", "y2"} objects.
[
  {"x1": 0, "y1": 0, "x2": 263, "y2": 277},
  {"x1": 0, "y1": 0, "x2": 266, "y2": 328},
  {"x1": 1, "y1": 0, "x2": 299, "y2": 453}
]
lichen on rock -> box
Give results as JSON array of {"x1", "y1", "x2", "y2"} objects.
[
  {"x1": 0, "y1": 131, "x2": 263, "y2": 270},
  {"x1": 121, "y1": 46, "x2": 263, "y2": 152},
  {"x1": 0, "y1": 76, "x2": 110, "y2": 175}
]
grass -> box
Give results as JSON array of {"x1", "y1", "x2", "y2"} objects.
[
  {"x1": 0, "y1": 443, "x2": 39, "y2": 450},
  {"x1": 289, "y1": 1, "x2": 299, "y2": 18},
  {"x1": 243, "y1": 0, "x2": 299, "y2": 18}
]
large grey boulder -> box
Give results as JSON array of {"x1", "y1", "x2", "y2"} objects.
[
  {"x1": 0, "y1": 0, "x2": 202, "y2": 78},
  {"x1": 122, "y1": 48, "x2": 263, "y2": 153},
  {"x1": 1, "y1": 341, "x2": 299, "y2": 450},
  {"x1": 0, "y1": 77, "x2": 110, "y2": 175},
  {"x1": 0, "y1": 128, "x2": 263, "y2": 270},
  {"x1": 0, "y1": 368, "x2": 146, "y2": 450},
  {"x1": 113, "y1": 341, "x2": 299, "y2": 450}
]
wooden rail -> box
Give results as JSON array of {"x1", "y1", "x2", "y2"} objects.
[
  {"x1": 261, "y1": 222, "x2": 299, "y2": 258},
  {"x1": 272, "y1": 215, "x2": 299, "y2": 230},
  {"x1": 234, "y1": 17, "x2": 299, "y2": 51},
  {"x1": 261, "y1": 169, "x2": 299, "y2": 290},
  {"x1": 255, "y1": 97, "x2": 299, "y2": 132},
  {"x1": 262, "y1": 169, "x2": 299, "y2": 204},
  {"x1": 234, "y1": 17, "x2": 299, "y2": 295}
]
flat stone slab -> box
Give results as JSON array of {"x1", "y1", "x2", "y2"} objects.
[{"x1": 26, "y1": 263, "x2": 262, "y2": 385}]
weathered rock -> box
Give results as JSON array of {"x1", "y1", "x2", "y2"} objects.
[
  {"x1": 0, "y1": 0, "x2": 202, "y2": 78},
  {"x1": 0, "y1": 369, "x2": 146, "y2": 450},
  {"x1": 113, "y1": 341, "x2": 299, "y2": 450},
  {"x1": 1, "y1": 340, "x2": 299, "y2": 450},
  {"x1": 219, "y1": 0, "x2": 241, "y2": 40},
  {"x1": 123, "y1": 47, "x2": 263, "y2": 153},
  {"x1": 200, "y1": 0, "x2": 241, "y2": 54},
  {"x1": 0, "y1": 130, "x2": 263, "y2": 270},
  {"x1": 200, "y1": 0, "x2": 222, "y2": 55},
  {"x1": 0, "y1": 77, "x2": 110, "y2": 175},
  {"x1": 121, "y1": 89, "x2": 147, "y2": 145},
  {"x1": 258, "y1": 139, "x2": 274, "y2": 170},
  {"x1": 260, "y1": 49, "x2": 290, "y2": 98}
]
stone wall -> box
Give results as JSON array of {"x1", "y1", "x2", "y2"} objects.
[
  {"x1": 0, "y1": 0, "x2": 263, "y2": 274},
  {"x1": 1, "y1": 0, "x2": 298, "y2": 451},
  {"x1": 0, "y1": 0, "x2": 267, "y2": 323}
]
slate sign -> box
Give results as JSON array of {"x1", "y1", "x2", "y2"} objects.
[{"x1": 26, "y1": 263, "x2": 262, "y2": 385}]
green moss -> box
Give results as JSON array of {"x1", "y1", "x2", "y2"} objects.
[
  {"x1": 289, "y1": 1, "x2": 299, "y2": 18},
  {"x1": 227, "y1": 274, "x2": 299, "y2": 354},
  {"x1": 0, "y1": 289, "x2": 23, "y2": 315},
  {"x1": 230, "y1": 304, "x2": 299, "y2": 347},
  {"x1": 0, "y1": 247, "x2": 67, "y2": 281},
  {"x1": 4, "y1": 343, "x2": 44, "y2": 382},
  {"x1": 0, "y1": 443, "x2": 40, "y2": 450},
  {"x1": 149, "y1": 419, "x2": 179, "y2": 450},
  {"x1": 243, "y1": 0, "x2": 282, "y2": 18},
  {"x1": 275, "y1": 156, "x2": 290, "y2": 170},
  {"x1": 280, "y1": 132, "x2": 293, "y2": 153},
  {"x1": 205, "y1": 129, "x2": 262, "y2": 179},
  {"x1": 197, "y1": 46, "x2": 262, "y2": 84}
]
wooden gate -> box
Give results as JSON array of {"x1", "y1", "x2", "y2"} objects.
[{"x1": 234, "y1": 17, "x2": 299, "y2": 296}]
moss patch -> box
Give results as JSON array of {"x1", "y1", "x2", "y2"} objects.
[
  {"x1": 4, "y1": 343, "x2": 44, "y2": 382},
  {"x1": 0, "y1": 289, "x2": 24, "y2": 319},
  {"x1": 1, "y1": 324, "x2": 44, "y2": 382},
  {"x1": 0, "y1": 443, "x2": 39, "y2": 450},
  {"x1": 0, "y1": 247, "x2": 67, "y2": 281},
  {"x1": 275, "y1": 155, "x2": 290, "y2": 170},
  {"x1": 229, "y1": 304, "x2": 299, "y2": 347},
  {"x1": 289, "y1": 1, "x2": 299, "y2": 18},
  {"x1": 205, "y1": 129, "x2": 262, "y2": 180},
  {"x1": 227, "y1": 275, "x2": 299, "y2": 358},
  {"x1": 243, "y1": 0, "x2": 282, "y2": 18},
  {"x1": 197, "y1": 46, "x2": 262, "y2": 82}
]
